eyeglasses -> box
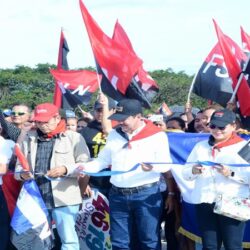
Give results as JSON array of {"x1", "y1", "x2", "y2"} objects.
[
  {"x1": 11, "y1": 112, "x2": 26, "y2": 116},
  {"x1": 209, "y1": 124, "x2": 227, "y2": 130}
]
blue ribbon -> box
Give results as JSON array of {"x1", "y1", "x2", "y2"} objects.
[
  {"x1": 5, "y1": 160, "x2": 250, "y2": 180},
  {"x1": 79, "y1": 160, "x2": 250, "y2": 177}
]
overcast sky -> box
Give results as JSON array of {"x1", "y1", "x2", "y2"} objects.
[{"x1": 1, "y1": 0, "x2": 250, "y2": 75}]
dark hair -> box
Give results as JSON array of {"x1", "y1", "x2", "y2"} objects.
[
  {"x1": 166, "y1": 117, "x2": 186, "y2": 130},
  {"x1": 12, "y1": 103, "x2": 31, "y2": 113},
  {"x1": 0, "y1": 125, "x2": 9, "y2": 139},
  {"x1": 78, "y1": 117, "x2": 92, "y2": 123}
]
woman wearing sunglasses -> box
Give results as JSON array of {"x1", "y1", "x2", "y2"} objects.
[{"x1": 182, "y1": 108, "x2": 250, "y2": 250}]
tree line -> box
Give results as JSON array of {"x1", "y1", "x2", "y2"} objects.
[{"x1": 0, "y1": 64, "x2": 206, "y2": 112}]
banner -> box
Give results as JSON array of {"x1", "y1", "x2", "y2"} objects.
[{"x1": 75, "y1": 189, "x2": 112, "y2": 250}]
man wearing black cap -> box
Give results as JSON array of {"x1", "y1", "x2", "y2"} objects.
[
  {"x1": 80, "y1": 98, "x2": 172, "y2": 250},
  {"x1": 79, "y1": 93, "x2": 116, "y2": 197}
]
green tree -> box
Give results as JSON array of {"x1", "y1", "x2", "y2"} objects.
[{"x1": 0, "y1": 64, "x2": 207, "y2": 111}]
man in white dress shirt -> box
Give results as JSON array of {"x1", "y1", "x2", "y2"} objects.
[{"x1": 81, "y1": 99, "x2": 172, "y2": 250}]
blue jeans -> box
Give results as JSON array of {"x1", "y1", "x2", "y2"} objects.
[
  {"x1": 51, "y1": 205, "x2": 80, "y2": 250},
  {"x1": 109, "y1": 183, "x2": 162, "y2": 250},
  {"x1": 195, "y1": 203, "x2": 245, "y2": 250}
]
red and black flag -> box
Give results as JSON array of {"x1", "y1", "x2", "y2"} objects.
[
  {"x1": 157, "y1": 102, "x2": 172, "y2": 117},
  {"x1": 50, "y1": 69, "x2": 100, "y2": 107},
  {"x1": 192, "y1": 42, "x2": 233, "y2": 107},
  {"x1": 53, "y1": 29, "x2": 70, "y2": 108},
  {"x1": 241, "y1": 26, "x2": 250, "y2": 54},
  {"x1": 112, "y1": 20, "x2": 159, "y2": 105},
  {"x1": 213, "y1": 20, "x2": 250, "y2": 116},
  {"x1": 79, "y1": 0, "x2": 155, "y2": 108}
]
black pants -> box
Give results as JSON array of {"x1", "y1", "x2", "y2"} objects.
[
  {"x1": 0, "y1": 186, "x2": 10, "y2": 250},
  {"x1": 161, "y1": 191, "x2": 179, "y2": 250}
]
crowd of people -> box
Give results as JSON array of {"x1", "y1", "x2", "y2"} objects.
[{"x1": 0, "y1": 94, "x2": 250, "y2": 250}]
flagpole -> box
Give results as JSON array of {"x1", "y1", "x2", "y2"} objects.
[
  {"x1": 229, "y1": 53, "x2": 250, "y2": 103},
  {"x1": 94, "y1": 62, "x2": 103, "y2": 94},
  {"x1": 187, "y1": 71, "x2": 198, "y2": 104}
]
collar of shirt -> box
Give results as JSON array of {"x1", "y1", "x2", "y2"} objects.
[{"x1": 127, "y1": 121, "x2": 146, "y2": 140}]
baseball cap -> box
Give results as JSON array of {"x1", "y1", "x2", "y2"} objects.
[
  {"x1": 3, "y1": 109, "x2": 12, "y2": 117},
  {"x1": 94, "y1": 98, "x2": 117, "y2": 111},
  {"x1": 210, "y1": 109, "x2": 236, "y2": 127},
  {"x1": 65, "y1": 109, "x2": 76, "y2": 118},
  {"x1": 33, "y1": 103, "x2": 59, "y2": 122},
  {"x1": 108, "y1": 99, "x2": 142, "y2": 121}
]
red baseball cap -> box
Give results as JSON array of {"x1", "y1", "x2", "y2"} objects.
[{"x1": 33, "y1": 103, "x2": 59, "y2": 122}]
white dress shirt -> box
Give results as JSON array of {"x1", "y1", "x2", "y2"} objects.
[
  {"x1": 85, "y1": 124, "x2": 172, "y2": 188},
  {"x1": 182, "y1": 139, "x2": 250, "y2": 204}
]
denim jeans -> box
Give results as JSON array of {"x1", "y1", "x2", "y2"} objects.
[
  {"x1": 195, "y1": 203, "x2": 245, "y2": 250},
  {"x1": 109, "y1": 183, "x2": 162, "y2": 250},
  {"x1": 51, "y1": 204, "x2": 80, "y2": 250}
]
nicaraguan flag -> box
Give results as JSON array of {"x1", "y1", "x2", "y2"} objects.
[{"x1": 11, "y1": 180, "x2": 53, "y2": 250}]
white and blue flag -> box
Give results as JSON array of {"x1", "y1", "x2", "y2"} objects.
[{"x1": 11, "y1": 180, "x2": 53, "y2": 250}]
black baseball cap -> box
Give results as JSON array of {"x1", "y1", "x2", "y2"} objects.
[
  {"x1": 94, "y1": 98, "x2": 117, "y2": 111},
  {"x1": 210, "y1": 109, "x2": 236, "y2": 127},
  {"x1": 108, "y1": 99, "x2": 142, "y2": 121}
]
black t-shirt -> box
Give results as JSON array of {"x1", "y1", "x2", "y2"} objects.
[{"x1": 80, "y1": 120, "x2": 111, "y2": 189}]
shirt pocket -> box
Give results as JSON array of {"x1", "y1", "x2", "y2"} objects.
[{"x1": 54, "y1": 144, "x2": 72, "y2": 164}]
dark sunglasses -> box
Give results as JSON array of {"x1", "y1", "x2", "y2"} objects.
[
  {"x1": 11, "y1": 112, "x2": 26, "y2": 116},
  {"x1": 209, "y1": 124, "x2": 226, "y2": 130}
]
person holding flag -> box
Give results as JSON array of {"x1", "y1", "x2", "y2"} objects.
[
  {"x1": 14, "y1": 102, "x2": 90, "y2": 250},
  {"x1": 79, "y1": 93, "x2": 117, "y2": 198}
]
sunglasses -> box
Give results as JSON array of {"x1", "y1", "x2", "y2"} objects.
[
  {"x1": 11, "y1": 112, "x2": 26, "y2": 116},
  {"x1": 209, "y1": 124, "x2": 227, "y2": 130}
]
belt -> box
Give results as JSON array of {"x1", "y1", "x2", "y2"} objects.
[{"x1": 111, "y1": 182, "x2": 158, "y2": 195}]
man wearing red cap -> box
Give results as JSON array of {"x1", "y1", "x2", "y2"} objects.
[{"x1": 15, "y1": 102, "x2": 90, "y2": 250}]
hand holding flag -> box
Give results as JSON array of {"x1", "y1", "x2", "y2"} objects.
[{"x1": 14, "y1": 144, "x2": 33, "y2": 180}]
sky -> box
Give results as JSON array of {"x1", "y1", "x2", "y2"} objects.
[{"x1": 1, "y1": 0, "x2": 250, "y2": 75}]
